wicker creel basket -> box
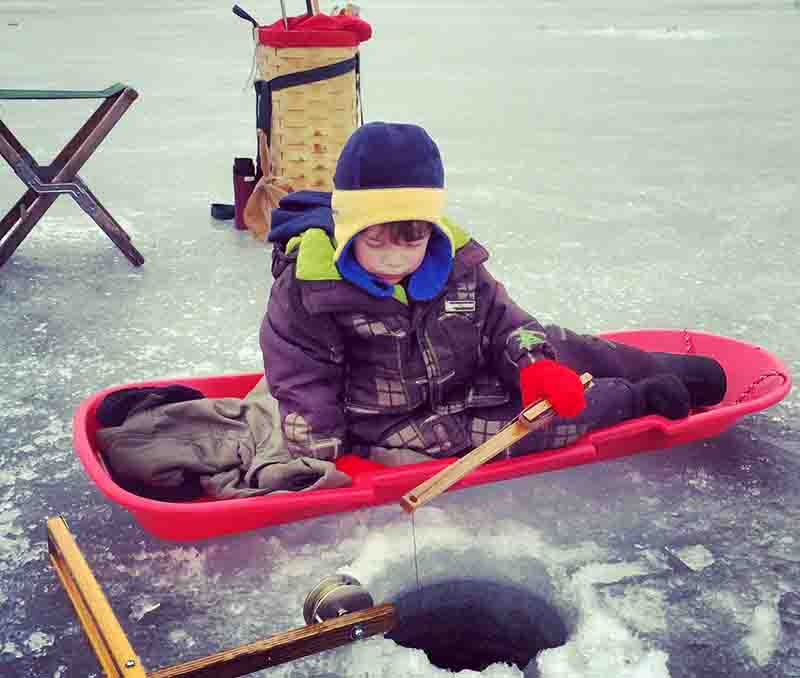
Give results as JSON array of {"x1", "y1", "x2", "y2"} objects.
[{"x1": 255, "y1": 44, "x2": 360, "y2": 190}]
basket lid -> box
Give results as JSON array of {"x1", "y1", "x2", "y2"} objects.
[{"x1": 259, "y1": 13, "x2": 372, "y2": 48}]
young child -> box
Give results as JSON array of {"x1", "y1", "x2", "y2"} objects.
[{"x1": 260, "y1": 122, "x2": 726, "y2": 464}]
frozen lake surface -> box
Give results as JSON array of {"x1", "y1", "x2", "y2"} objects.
[{"x1": 1, "y1": 1, "x2": 798, "y2": 676}]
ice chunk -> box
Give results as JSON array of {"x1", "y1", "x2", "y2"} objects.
[
  {"x1": 537, "y1": 611, "x2": 670, "y2": 678},
  {"x1": 666, "y1": 545, "x2": 715, "y2": 572},
  {"x1": 130, "y1": 595, "x2": 161, "y2": 621},
  {"x1": 1, "y1": 641, "x2": 22, "y2": 658},
  {"x1": 537, "y1": 560, "x2": 671, "y2": 678},
  {"x1": 743, "y1": 601, "x2": 781, "y2": 666},
  {"x1": 573, "y1": 561, "x2": 658, "y2": 587},
  {"x1": 168, "y1": 629, "x2": 196, "y2": 648},
  {"x1": 603, "y1": 585, "x2": 668, "y2": 634},
  {"x1": 342, "y1": 636, "x2": 525, "y2": 678},
  {"x1": 24, "y1": 631, "x2": 54, "y2": 655}
]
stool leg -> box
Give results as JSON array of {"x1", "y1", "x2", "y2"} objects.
[
  {"x1": 0, "y1": 193, "x2": 58, "y2": 268},
  {"x1": 0, "y1": 120, "x2": 39, "y2": 241},
  {"x1": 0, "y1": 121, "x2": 54, "y2": 264},
  {"x1": 0, "y1": 189, "x2": 37, "y2": 241},
  {"x1": 73, "y1": 177, "x2": 144, "y2": 266}
]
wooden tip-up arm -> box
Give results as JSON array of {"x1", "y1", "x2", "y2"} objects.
[
  {"x1": 48, "y1": 515, "x2": 397, "y2": 678},
  {"x1": 47, "y1": 516, "x2": 146, "y2": 677},
  {"x1": 399, "y1": 373, "x2": 593, "y2": 513},
  {"x1": 147, "y1": 604, "x2": 396, "y2": 678}
]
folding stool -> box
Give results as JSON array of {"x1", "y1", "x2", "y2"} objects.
[{"x1": 0, "y1": 83, "x2": 144, "y2": 268}]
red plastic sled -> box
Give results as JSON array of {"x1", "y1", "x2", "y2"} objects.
[{"x1": 73, "y1": 330, "x2": 791, "y2": 541}]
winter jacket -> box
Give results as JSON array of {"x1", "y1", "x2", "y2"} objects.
[{"x1": 260, "y1": 219, "x2": 557, "y2": 460}]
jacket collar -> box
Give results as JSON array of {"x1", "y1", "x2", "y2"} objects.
[{"x1": 293, "y1": 229, "x2": 489, "y2": 315}]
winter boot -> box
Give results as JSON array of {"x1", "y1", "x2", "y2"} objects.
[
  {"x1": 544, "y1": 325, "x2": 727, "y2": 410},
  {"x1": 651, "y1": 352, "x2": 727, "y2": 409},
  {"x1": 631, "y1": 374, "x2": 692, "y2": 420}
]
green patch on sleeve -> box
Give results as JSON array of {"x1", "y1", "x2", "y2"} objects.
[
  {"x1": 514, "y1": 328, "x2": 547, "y2": 351},
  {"x1": 295, "y1": 229, "x2": 342, "y2": 281}
]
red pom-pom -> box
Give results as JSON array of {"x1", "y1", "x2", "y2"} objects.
[{"x1": 520, "y1": 359, "x2": 586, "y2": 417}]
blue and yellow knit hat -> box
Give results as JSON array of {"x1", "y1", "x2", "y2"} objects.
[{"x1": 332, "y1": 122, "x2": 455, "y2": 299}]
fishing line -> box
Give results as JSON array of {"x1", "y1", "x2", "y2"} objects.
[
  {"x1": 411, "y1": 510, "x2": 421, "y2": 593},
  {"x1": 409, "y1": 510, "x2": 425, "y2": 617}
]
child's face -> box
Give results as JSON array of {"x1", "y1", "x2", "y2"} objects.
[{"x1": 353, "y1": 223, "x2": 431, "y2": 285}]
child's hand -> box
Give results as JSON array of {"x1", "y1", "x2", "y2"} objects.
[{"x1": 519, "y1": 359, "x2": 587, "y2": 417}]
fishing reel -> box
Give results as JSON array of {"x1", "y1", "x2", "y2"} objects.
[{"x1": 303, "y1": 574, "x2": 375, "y2": 625}]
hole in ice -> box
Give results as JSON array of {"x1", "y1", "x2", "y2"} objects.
[{"x1": 386, "y1": 578, "x2": 567, "y2": 672}]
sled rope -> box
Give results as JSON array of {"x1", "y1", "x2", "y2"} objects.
[
  {"x1": 682, "y1": 329, "x2": 696, "y2": 354},
  {"x1": 736, "y1": 370, "x2": 788, "y2": 404},
  {"x1": 683, "y1": 329, "x2": 788, "y2": 404}
]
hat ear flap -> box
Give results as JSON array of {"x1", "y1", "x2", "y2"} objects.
[{"x1": 407, "y1": 225, "x2": 453, "y2": 301}]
